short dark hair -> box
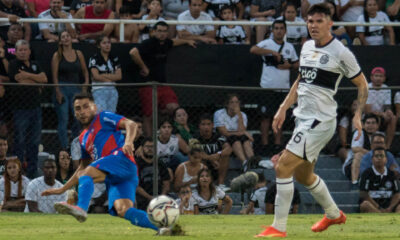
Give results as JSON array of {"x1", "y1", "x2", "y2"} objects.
[
  {"x1": 372, "y1": 147, "x2": 386, "y2": 156},
  {"x1": 73, "y1": 92, "x2": 94, "y2": 103},
  {"x1": 363, "y1": 113, "x2": 379, "y2": 124},
  {"x1": 95, "y1": 35, "x2": 109, "y2": 47},
  {"x1": 199, "y1": 113, "x2": 213, "y2": 123},
  {"x1": 0, "y1": 135, "x2": 7, "y2": 141},
  {"x1": 225, "y1": 93, "x2": 240, "y2": 106},
  {"x1": 8, "y1": 23, "x2": 23, "y2": 31},
  {"x1": 153, "y1": 21, "x2": 169, "y2": 30},
  {"x1": 272, "y1": 19, "x2": 287, "y2": 30},
  {"x1": 43, "y1": 158, "x2": 56, "y2": 167},
  {"x1": 178, "y1": 183, "x2": 192, "y2": 192},
  {"x1": 307, "y1": 3, "x2": 332, "y2": 18},
  {"x1": 220, "y1": 4, "x2": 234, "y2": 14},
  {"x1": 371, "y1": 132, "x2": 386, "y2": 142},
  {"x1": 283, "y1": 2, "x2": 297, "y2": 12},
  {"x1": 158, "y1": 115, "x2": 173, "y2": 128},
  {"x1": 141, "y1": 137, "x2": 153, "y2": 146}
]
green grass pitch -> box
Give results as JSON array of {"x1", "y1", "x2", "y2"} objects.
[{"x1": 0, "y1": 213, "x2": 399, "y2": 239}]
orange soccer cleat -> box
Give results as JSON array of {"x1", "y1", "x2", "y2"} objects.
[
  {"x1": 255, "y1": 226, "x2": 287, "y2": 238},
  {"x1": 54, "y1": 202, "x2": 88, "y2": 223},
  {"x1": 311, "y1": 210, "x2": 347, "y2": 232}
]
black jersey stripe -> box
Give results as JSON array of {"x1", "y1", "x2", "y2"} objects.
[{"x1": 299, "y1": 66, "x2": 341, "y2": 90}]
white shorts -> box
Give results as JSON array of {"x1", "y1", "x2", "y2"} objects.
[{"x1": 286, "y1": 118, "x2": 336, "y2": 163}]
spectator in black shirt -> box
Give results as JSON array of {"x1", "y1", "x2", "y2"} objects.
[
  {"x1": 136, "y1": 137, "x2": 171, "y2": 210},
  {"x1": 130, "y1": 21, "x2": 196, "y2": 137},
  {"x1": 359, "y1": 147, "x2": 400, "y2": 213},
  {"x1": 0, "y1": 135, "x2": 8, "y2": 176},
  {"x1": 4, "y1": 23, "x2": 23, "y2": 60},
  {"x1": 8, "y1": 40, "x2": 47, "y2": 178},
  {"x1": 0, "y1": 0, "x2": 31, "y2": 41},
  {"x1": 131, "y1": 116, "x2": 144, "y2": 150},
  {"x1": 194, "y1": 113, "x2": 232, "y2": 190},
  {"x1": 0, "y1": 36, "x2": 8, "y2": 130},
  {"x1": 265, "y1": 182, "x2": 301, "y2": 214},
  {"x1": 0, "y1": 35, "x2": 9, "y2": 83}
]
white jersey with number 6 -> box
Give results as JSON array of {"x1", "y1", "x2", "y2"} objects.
[{"x1": 294, "y1": 38, "x2": 362, "y2": 121}]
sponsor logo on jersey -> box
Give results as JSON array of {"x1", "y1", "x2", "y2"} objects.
[
  {"x1": 320, "y1": 54, "x2": 329, "y2": 64},
  {"x1": 300, "y1": 67, "x2": 318, "y2": 83},
  {"x1": 385, "y1": 181, "x2": 393, "y2": 189}
]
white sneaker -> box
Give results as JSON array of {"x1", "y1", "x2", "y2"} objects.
[{"x1": 54, "y1": 202, "x2": 87, "y2": 223}]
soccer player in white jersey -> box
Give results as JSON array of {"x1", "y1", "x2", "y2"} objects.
[{"x1": 255, "y1": 3, "x2": 369, "y2": 238}]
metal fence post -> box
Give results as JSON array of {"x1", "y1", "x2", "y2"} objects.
[
  {"x1": 119, "y1": 21, "x2": 124, "y2": 42},
  {"x1": 152, "y1": 82, "x2": 159, "y2": 197}
]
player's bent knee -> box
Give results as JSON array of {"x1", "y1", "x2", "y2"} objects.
[
  {"x1": 295, "y1": 174, "x2": 316, "y2": 186},
  {"x1": 115, "y1": 204, "x2": 130, "y2": 218},
  {"x1": 82, "y1": 167, "x2": 106, "y2": 183}
]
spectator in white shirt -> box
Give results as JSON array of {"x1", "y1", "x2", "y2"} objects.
[
  {"x1": 38, "y1": 0, "x2": 76, "y2": 42},
  {"x1": 334, "y1": 0, "x2": 364, "y2": 39},
  {"x1": 214, "y1": 94, "x2": 254, "y2": 171},
  {"x1": 138, "y1": 0, "x2": 165, "y2": 41},
  {"x1": 202, "y1": 0, "x2": 243, "y2": 19},
  {"x1": 25, "y1": 158, "x2": 67, "y2": 213},
  {"x1": 216, "y1": 5, "x2": 248, "y2": 44},
  {"x1": 275, "y1": 3, "x2": 307, "y2": 45},
  {"x1": 177, "y1": 0, "x2": 216, "y2": 44},
  {"x1": 0, "y1": 157, "x2": 30, "y2": 212},
  {"x1": 163, "y1": 0, "x2": 189, "y2": 19},
  {"x1": 176, "y1": 183, "x2": 195, "y2": 214},
  {"x1": 365, "y1": 67, "x2": 396, "y2": 149},
  {"x1": 356, "y1": 0, "x2": 395, "y2": 45}
]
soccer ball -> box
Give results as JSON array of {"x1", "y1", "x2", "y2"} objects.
[{"x1": 147, "y1": 195, "x2": 180, "y2": 228}]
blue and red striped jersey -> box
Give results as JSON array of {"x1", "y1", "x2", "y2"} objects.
[{"x1": 79, "y1": 111, "x2": 126, "y2": 161}]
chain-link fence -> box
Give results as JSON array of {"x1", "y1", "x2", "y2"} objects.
[
  {"x1": 1, "y1": 82, "x2": 400, "y2": 213},
  {"x1": 2, "y1": 83, "x2": 400, "y2": 172}
]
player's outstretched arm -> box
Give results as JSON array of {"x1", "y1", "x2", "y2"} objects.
[
  {"x1": 272, "y1": 75, "x2": 300, "y2": 133},
  {"x1": 351, "y1": 73, "x2": 369, "y2": 141},
  {"x1": 41, "y1": 160, "x2": 88, "y2": 196},
  {"x1": 119, "y1": 118, "x2": 138, "y2": 156}
]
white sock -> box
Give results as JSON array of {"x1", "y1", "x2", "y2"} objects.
[
  {"x1": 306, "y1": 175, "x2": 340, "y2": 219},
  {"x1": 271, "y1": 177, "x2": 294, "y2": 232}
]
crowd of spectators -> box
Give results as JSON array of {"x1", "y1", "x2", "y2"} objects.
[
  {"x1": 0, "y1": 0, "x2": 397, "y2": 44},
  {"x1": 0, "y1": 0, "x2": 400, "y2": 215}
]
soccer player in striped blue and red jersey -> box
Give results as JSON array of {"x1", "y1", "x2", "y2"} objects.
[{"x1": 42, "y1": 92, "x2": 169, "y2": 234}]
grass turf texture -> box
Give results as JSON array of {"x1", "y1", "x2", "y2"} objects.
[{"x1": 0, "y1": 213, "x2": 399, "y2": 239}]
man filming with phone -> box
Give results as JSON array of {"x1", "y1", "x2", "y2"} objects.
[{"x1": 250, "y1": 19, "x2": 299, "y2": 156}]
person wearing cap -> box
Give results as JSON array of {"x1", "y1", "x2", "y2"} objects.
[{"x1": 365, "y1": 67, "x2": 396, "y2": 149}]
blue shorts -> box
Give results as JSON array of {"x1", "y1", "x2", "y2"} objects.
[{"x1": 89, "y1": 150, "x2": 138, "y2": 216}]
